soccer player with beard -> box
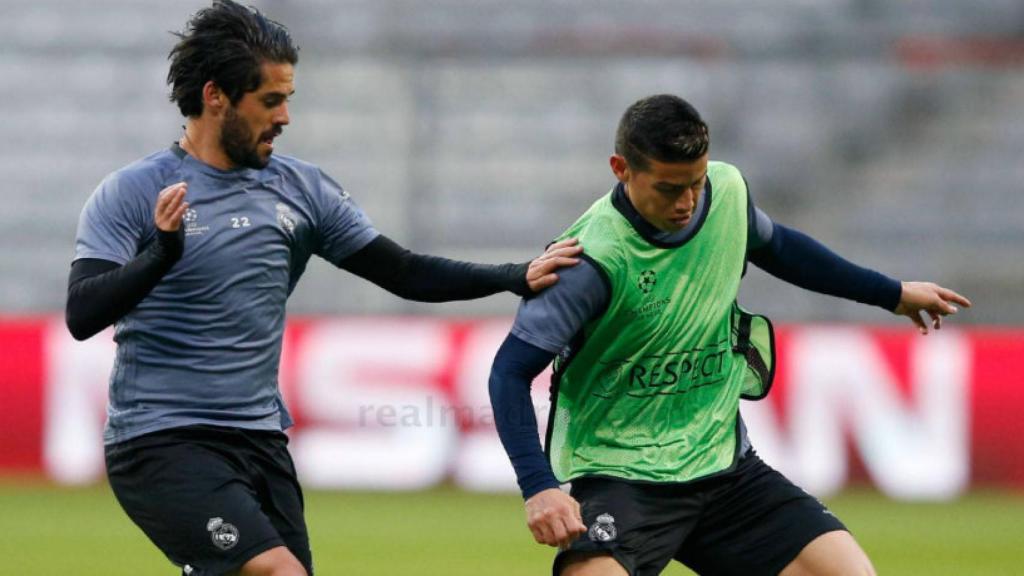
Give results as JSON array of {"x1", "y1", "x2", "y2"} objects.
[{"x1": 65, "y1": 2, "x2": 579, "y2": 574}]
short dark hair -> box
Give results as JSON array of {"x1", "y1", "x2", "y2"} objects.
[
  {"x1": 167, "y1": 0, "x2": 299, "y2": 117},
  {"x1": 615, "y1": 94, "x2": 709, "y2": 171}
]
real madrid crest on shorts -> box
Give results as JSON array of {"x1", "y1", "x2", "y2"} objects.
[
  {"x1": 207, "y1": 517, "x2": 240, "y2": 551},
  {"x1": 588, "y1": 513, "x2": 617, "y2": 542}
]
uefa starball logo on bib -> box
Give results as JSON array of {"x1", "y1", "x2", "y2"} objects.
[{"x1": 637, "y1": 270, "x2": 657, "y2": 295}]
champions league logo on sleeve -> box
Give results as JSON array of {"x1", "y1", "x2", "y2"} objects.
[{"x1": 207, "y1": 517, "x2": 240, "y2": 551}]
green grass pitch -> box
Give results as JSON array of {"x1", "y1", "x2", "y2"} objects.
[{"x1": 1, "y1": 481, "x2": 1021, "y2": 575}]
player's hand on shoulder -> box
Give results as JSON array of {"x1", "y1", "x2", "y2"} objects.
[
  {"x1": 526, "y1": 238, "x2": 583, "y2": 293},
  {"x1": 893, "y1": 281, "x2": 972, "y2": 334},
  {"x1": 524, "y1": 487, "x2": 587, "y2": 549},
  {"x1": 155, "y1": 182, "x2": 189, "y2": 232}
]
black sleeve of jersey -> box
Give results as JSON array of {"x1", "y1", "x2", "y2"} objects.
[
  {"x1": 748, "y1": 223, "x2": 902, "y2": 311},
  {"x1": 65, "y1": 229, "x2": 184, "y2": 341},
  {"x1": 339, "y1": 234, "x2": 531, "y2": 301}
]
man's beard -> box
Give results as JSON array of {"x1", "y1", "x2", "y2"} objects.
[{"x1": 221, "y1": 106, "x2": 274, "y2": 169}]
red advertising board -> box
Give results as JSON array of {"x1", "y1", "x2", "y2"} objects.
[
  {"x1": 0, "y1": 319, "x2": 45, "y2": 472},
  {"x1": 2, "y1": 317, "x2": 1023, "y2": 497}
]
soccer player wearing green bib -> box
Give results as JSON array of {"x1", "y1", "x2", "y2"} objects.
[{"x1": 489, "y1": 94, "x2": 970, "y2": 576}]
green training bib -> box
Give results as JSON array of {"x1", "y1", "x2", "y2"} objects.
[{"x1": 547, "y1": 161, "x2": 772, "y2": 483}]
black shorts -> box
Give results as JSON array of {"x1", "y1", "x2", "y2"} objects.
[
  {"x1": 105, "y1": 425, "x2": 312, "y2": 576},
  {"x1": 555, "y1": 451, "x2": 846, "y2": 576}
]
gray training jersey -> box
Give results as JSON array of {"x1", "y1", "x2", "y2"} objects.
[{"x1": 74, "y1": 145, "x2": 379, "y2": 444}]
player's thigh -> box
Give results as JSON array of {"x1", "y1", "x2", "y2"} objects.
[
  {"x1": 676, "y1": 452, "x2": 848, "y2": 576},
  {"x1": 554, "y1": 478, "x2": 701, "y2": 576},
  {"x1": 106, "y1": 430, "x2": 287, "y2": 575},
  {"x1": 233, "y1": 545, "x2": 308, "y2": 576},
  {"x1": 560, "y1": 552, "x2": 629, "y2": 576},
  {"x1": 779, "y1": 530, "x2": 876, "y2": 576}
]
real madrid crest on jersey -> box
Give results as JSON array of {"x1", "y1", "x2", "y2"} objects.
[
  {"x1": 588, "y1": 513, "x2": 617, "y2": 542},
  {"x1": 207, "y1": 517, "x2": 240, "y2": 550},
  {"x1": 276, "y1": 202, "x2": 297, "y2": 233}
]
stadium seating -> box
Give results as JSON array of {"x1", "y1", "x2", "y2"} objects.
[{"x1": 3, "y1": 0, "x2": 1021, "y2": 322}]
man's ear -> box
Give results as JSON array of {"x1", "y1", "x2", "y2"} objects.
[
  {"x1": 201, "y1": 81, "x2": 227, "y2": 115},
  {"x1": 609, "y1": 154, "x2": 630, "y2": 183}
]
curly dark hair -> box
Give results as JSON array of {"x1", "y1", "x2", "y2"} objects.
[
  {"x1": 167, "y1": 0, "x2": 299, "y2": 117},
  {"x1": 615, "y1": 94, "x2": 709, "y2": 171}
]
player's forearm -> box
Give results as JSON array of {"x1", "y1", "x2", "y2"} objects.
[
  {"x1": 489, "y1": 334, "x2": 562, "y2": 500},
  {"x1": 748, "y1": 223, "x2": 901, "y2": 310},
  {"x1": 339, "y1": 235, "x2": 530, "y2": 302},
  {"x1": 65, "y1": 230, "x2": 184, "y2": 340}
]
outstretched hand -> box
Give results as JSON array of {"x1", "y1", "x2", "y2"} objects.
[
  {"x1": 524, "y1": 487, "x2": 588, "y2": 549},
  {"x1": 893, "y1": 281, "x2": 971, "y2": 334},
  {"x1": 526, "y1": 238, "x2": 583, "y2": 293}
]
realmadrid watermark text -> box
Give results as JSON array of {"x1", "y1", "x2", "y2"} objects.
[{"x1": 357, "y1": 395, "x2": 550, "y2": 428}]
